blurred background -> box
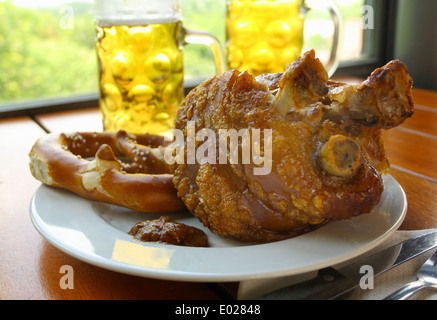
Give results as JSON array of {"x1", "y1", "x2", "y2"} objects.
[{"x1": 0, "y1": 0, "x2": 435, "y2": 114}]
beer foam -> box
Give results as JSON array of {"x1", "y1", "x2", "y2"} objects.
[
  {"x1": 96, "y1": 16, "x2": 181, "y2": 27},
  {"x1": 94, "y1": 0, "x2": 182, "y2": 27}
]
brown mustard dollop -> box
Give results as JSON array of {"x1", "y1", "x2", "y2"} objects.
[{"x1": 128, "y1": 216, "x2": 209, "y2": 247}]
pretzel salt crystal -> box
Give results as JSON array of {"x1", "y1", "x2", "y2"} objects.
[{"x1": 29, "y1": 130, "x2": 186, "y2": 213}]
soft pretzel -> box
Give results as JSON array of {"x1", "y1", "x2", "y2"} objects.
[{"x1": 29, "y1": 130, "x2": 186, "y2": 213}]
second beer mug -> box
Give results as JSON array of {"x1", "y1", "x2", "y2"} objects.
[
  {"x1": 94, "y1": 0, "x2": 225, "y2": 135},
  {"x1": 226, "y1": 0, "x2": 342, "y2": 77}
]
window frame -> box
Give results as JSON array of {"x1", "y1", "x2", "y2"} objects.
[
  {"x1": 335, "y1": 0, "x2": 398, "y2": 78},
  {"x1": 0, "y1": 0, "x2": 398, "y2": 119}
]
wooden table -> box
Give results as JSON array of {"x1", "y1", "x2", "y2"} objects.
[{"x1": 1, "y1": 85, "x2": 436, "y2": 300}]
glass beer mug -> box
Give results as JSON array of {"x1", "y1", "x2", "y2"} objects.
[
  {"x1": 94, "y1": 0, "x2": 225, "y2": 135},
  {"x1": 226, "y1": 0, "x2": 342, "y2": 77}
]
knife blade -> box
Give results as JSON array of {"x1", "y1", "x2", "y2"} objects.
[{"x1": 258, "y1": 231, "x2": 437, "y2": 300}]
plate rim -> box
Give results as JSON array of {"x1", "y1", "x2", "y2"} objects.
[{"x1": 29, "y1": 174, "x2": 407, "y2": 282}]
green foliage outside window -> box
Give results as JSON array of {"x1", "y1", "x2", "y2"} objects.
[
  {"x1": 0, "y1": 0, "x2": 225, "y2": 105},
  {"x1": 0, "y1": 1, "x2": 97, "y2": 103},
  {"x1": 0, "y1": 0, "x2": 364, "y2": 106}
]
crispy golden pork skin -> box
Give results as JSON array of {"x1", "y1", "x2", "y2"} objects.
[{"x1": 171, "y1": 50, "x2": 414, "y2": 242}]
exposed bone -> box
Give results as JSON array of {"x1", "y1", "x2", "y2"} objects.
[
  {"x1": 272, "y1": 50, "x2": 414, "y2": 130},
  {"x1": 324, "y1": 60, "x2": 414, "y2": 129},
  {"x1": 273, "y1": 50, "x2": 328, "y2": 116},
  {"x1": 320, "y1": 135, "x2": 362, "y2": 177}
]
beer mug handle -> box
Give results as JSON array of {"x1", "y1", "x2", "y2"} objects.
[
  {"x1": 184, "y1": 29, "x2": 227, "y2": 75},
  {"x1": 300, "y1": 0, "x2": 343, "y2": 77}
]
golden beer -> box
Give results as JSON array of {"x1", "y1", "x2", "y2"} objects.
[
  {"x1": 226, "y1": 0, "x2": 304, "y2": 76},
  {"x1": 95, "y1": 21, "x2": 184, "y2": 135}
]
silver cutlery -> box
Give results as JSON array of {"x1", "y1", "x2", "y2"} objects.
[
  {"x1": 257, "y1": 231, "x2": 437, "y2": 300},
  {"x1": 383, "y1": 250, "x2": 437, "y2": 300}
]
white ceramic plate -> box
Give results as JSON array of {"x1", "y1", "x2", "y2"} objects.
[{"x1": 30, "y1": 175, "x2": 406, "y2": 282}]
